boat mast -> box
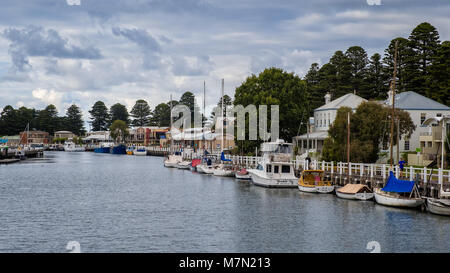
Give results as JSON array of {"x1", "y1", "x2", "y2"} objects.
[
  {"x1": 170, "y1": 94, "x2": 173, "y2": 153},
  {"x1": 203, "y1": 81, "x2": 206, "y2": 151},
  {"x1": 390, "y1": 40, "x2": 398, "y2": 170},
  {"x1": 347, "y1": 112, "x2": 350, "y2": 175},
  {"x1": 221, "y1": 78, "x2": 224, "y2": 152}
]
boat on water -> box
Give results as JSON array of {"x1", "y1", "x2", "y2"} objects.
[
  {"x1": 164, "y1": 152, "x2": 182, "y2": 168},
  {"x1": 176, "y1": 160, "x2": 191, "y2": 169},
  {"x1": 373, "y1": 171, "x2": 424, "y2": 208},
  {"x1": 133, "y1": 146, "x2": 147, "y2": 156},
  {"x1": 189, "y1": 158, "x2": 202, "y2": 171},
  {"x1": 111, "y1": 144, "x2": 127, "y2": 155},
  {"x1": 235, "y1": 168, "x2": 251, "y2": 180},
  {"x1": 63, "y1": 141, "x2": 85, "y2": 152},
  {"x1": 427, "y1": 198, "x2": 450, "y2": 216},
  {"x1": 126, "y1": 146, "x2": 135, "y2": 155},
  {"x1": 247, "y1": 139, "x2": 297, "y2": 188},
  {"x1": 336, "y1": 184, "x2": 374, "y2": 200},
  {"x1": 197, "y1": 154, "x2": 218, "y2": 174},
  {"x1": 213, "y1": 152, "x2": 235, "y2": 177},
  {"x1": 94, "y1": 142, "x2": 113, "y2": 153},
  {"x1": 298, "y1": 170, "x2": 334, "y2": 193}
]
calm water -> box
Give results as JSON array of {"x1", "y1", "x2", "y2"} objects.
[{"x1": 0, "y1": 151, "x2": 448, "y2": 253}]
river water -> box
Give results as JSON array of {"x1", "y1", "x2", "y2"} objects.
[{"x1": 0, "y1": 151, "x2": 448, "y2": 253}]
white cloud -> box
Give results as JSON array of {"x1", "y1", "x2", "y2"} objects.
[{"x1": 31, "y1": 88, "x2": 64, "y2": 109}]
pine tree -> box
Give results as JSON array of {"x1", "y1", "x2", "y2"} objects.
[
  {"x1": 367, "y1": 53, "x2": 388, "y2": 99},
  {"x1": 64, "y1": 104, "x2": 85, "y2": 136},
  {"x1": 345, "y1": 46, "x2": 369, "y2": 98},
  {"x1": 89, "y1": 101, "x2": 110, "y2": 131},
  {"x1": 130, "y1": 99, "x2": 152, "y2": 127},
  {"x1": 383, "y1": 37, "x2": 409, "y2": 93},
  {"x1": 110, "y1": 103, "x2": 130, "y2": 126},
  {"x1": 430, "y1": 41, "x2": 450, "y2": 105}
]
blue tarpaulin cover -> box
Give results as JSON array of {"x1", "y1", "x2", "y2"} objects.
[
  {"x1": 382, "y1": 171, "x2": 415, "y2": 193},
  {"x1": 221, "y1": 151, "x2": 232, "y2": 162}
]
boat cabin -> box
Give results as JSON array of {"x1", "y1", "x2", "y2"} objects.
[{"x1": 299, "y1": 170, "x2": 331, "y2": 187}]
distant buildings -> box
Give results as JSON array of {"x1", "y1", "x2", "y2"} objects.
[
  {"x1": 19, "y1": 130, "x2": 50, "y2": 144},
  {"x1": 54, "y1": 131, "x2": 76, "y2": 139}
]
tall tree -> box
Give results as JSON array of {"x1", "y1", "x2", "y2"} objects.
[
  {"x1": 430, "y1": 41, "x2": 450, "y2": 106},
  {"x1": 179, "y1": 91, "x2": 201, "y2": 127},
  {"x1": 234, "y1": 67, "x2": 308, "y2": 153},
  {"x1": 36, "y1": 104, "x2": 60, "y2": 135},
  {"x1": 405, "y1": 22, "x2": 440, "y2": 97},
  {"x1": 304, "y1": 63, "x2": 324, "y2": 116},
  {"x1": 130, "y1": 99, "x2": 152, "y2": 127},
  {"x1": 89, "y1": 101, "x2": 110, "y2": 131},
  {"x1": 0, "y1": 105, "x2": 18, "y2": 136},
  {"x1": 345, "y1": 46, "x2": 369, "y2": 98},
  {"x1": 109, "y1": 120, "x2": 129, "y2": 143},
  {"x1": 366, "y1": 53, "x2": 388, "y2": 99},
  {"x1": 64, "y1": 104, "x2": 85, "y2": 136},
  {"x1": 151, "y1": 103, "x2": 171, "y2": 127},
  {"x1": 110, "y1": 103, "x2": 130, "y2": 126},
  {"x1": 329, "y1": 50, "x2": 353, "y2": 98}
]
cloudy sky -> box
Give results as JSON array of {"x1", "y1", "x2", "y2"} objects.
[{"x1": 0, "y1": 0, "x2": 449, "y2": 127}]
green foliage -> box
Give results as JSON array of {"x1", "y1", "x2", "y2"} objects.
[
  {"x1": 89, "y1": 101, "x2": 110, "y2": 131},
  {"x1": 179, "y1": 91, "x2": 201, "y2": 126},
  {"x1": 233, "y1": 67, "x2": 308, "y2": 153},
  {"x1": 110, "y1": 120, "x2": 129, "y2": 143},
  {"x1": 130, "y1": 99, "x2": 152, "y2": 127},
  {"x1": 64, "y1": 104, "x2": 85, "y2": 136},
  {"x1": 151, "y1": 103, "x2": 171, "y2": 127},
  {"x1": 110, "y1": 103, "x2": 130, "y2": 126},
  {"x1": 322, "y1": 102, "x2": 416, "y2": 163}
]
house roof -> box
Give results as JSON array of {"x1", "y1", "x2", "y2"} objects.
[
  {"x1": 315, "y1": 93, "x2": 367, "y2": 112},
  {"x1": 294, "y1": 131, "x2": 329, "y2": 140},
  {"x1": 386, "y1": 91, "x2": 450, "y2": 111}
]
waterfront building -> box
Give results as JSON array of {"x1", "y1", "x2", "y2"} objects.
[
  {"x1": 54, "y1": 131, "x2": 76, "y2": 140},
  {"x1": 19, "y1": 130, "x2": 50, "y2": 145},
  {"x1": 128, "y1": 126, "x2": 169, "y2": 146},
  {"x1": 293, "y1": 92, "x2": 366, "y2": 156},
  {"x1": 0, "y1": 135, "x2": 21, "y2": 147},
  {"x1": 83, "y1": 131, "x2": 113, "y2": 145}
]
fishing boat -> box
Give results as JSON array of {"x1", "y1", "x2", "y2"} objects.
[
  {"x1": 247, "y1": 139, "x2": 297, "y2": 188},
  {"x1": 126, "y1": 146, "x2": 135, "y2": 155},
  {"x1": 164, "y1": 152, "x2": 182, "y2": 168},
  {"x1": 133, "y1": 146, "x2": 147, "y2": 156},
  {"x1": 111, "y1": 144, "x2": 127, "y2": 155},
  {"x1": 63, "y1": 141, "x2": 85, "y2": 152},
  {"x1": 336, "y1": 184, "x2": 374, "y2": 200},
  {"x1": 94, "y1": 142, "x2": 113, "y2": 153},
  {"x1": 235, "y1": 168, "x2": 251, "y2": 180},
  {"x1": 373, "y1": 171, "x2": 424, "y2": 208},
  {"x1": 298, "y1": 170, "x2": 334, "y2": 193}
]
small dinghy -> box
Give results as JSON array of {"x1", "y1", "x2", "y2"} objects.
[
  {"x1": 235, "y1": 168, "x2": 251, "y2": 180},
  {"x1": 298, "y1": 170, "x2": 334, "y2": 193},
  {"x1": 374, "y1": 171, "x2": 424, "y2": 208},
  {"x1": 336, "y1": 184, "x2": 374, "y2": 201}
]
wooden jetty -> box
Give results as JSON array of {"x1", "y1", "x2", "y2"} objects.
[{"x1": 0, "y1": 158, "x2": 20, "y2": 165}]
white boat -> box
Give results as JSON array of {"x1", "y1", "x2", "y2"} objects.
[
  {"x1": 199, "y1": 164, "x2": 217, "y2": 174},
  {"x1": 63, "y1": 141, "x2": 85, "y2": 152},
  {"x1": 373, "y1": 171, "x2": 424, "y2": 208},
  {"x1": 176, "y1": 161, "x2": 191, "y2": 169},
  {"x1": 164, "y1": 153, "x2": 182, "y2": 168},
  {"x1": 336, "y1": 184, "x2": 374, "y2": 200},
  {"x1": 298, "y1": 169, "x2": 334, "y2": 193},
  {"x1": 247, "y1": 139, "x2": 297, "y2": 188},
  {"x1": 213, "y1": 163, "x2": 235, "y2": 177},
  {"x1": 427, "y1": 198, "x2": 450, "y2": 216},
  {"x1": 133, "y1": 146, "x2": 147, "y2": 156},
  {"x1": 235, "y1": 168, "x2": 251, "y2": 180}
]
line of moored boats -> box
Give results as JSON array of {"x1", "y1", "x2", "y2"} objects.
[{"x1": 164, "y1": 139, "x2": 450, "y2": 217}]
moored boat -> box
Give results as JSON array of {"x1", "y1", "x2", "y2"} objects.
[
  {"x1": 336, "y1": 184, "x2": 374, "y2": 200},
  {"x1": 94, "y1": 142, "x2": 113, "y2": 153},
  {"x1": 190, "y1": 158, "x2": 202, "y2": 171},
  {"x1": 126, "y1": 146, "x2": 135, "y2": 155},
  {"x1": 111, "y1": 144, "x2": 127, "y2": 155},
  {"x1": 235, "y1": 168, "x2": 251, "y2": 180},
  {"x1": 247, "y1": 139, "x2": 297, "y2": 188},
  {"x1": 133, "y1": 146, "x2": 147, "y2": 156},
  {"x1": 213, "y1": 152, "x2": 235, "y2": 177},
  {"x1": 298, "y1": 170, "x2": 334, "y2": 193},
  {"x1": 164, "y1": 153, "x2": 182, "y2": 168},
  {"x1": 373, "y1": 171, "x2": 424, "y2": 208},
  {"x1": 64, "y1": 141, "x2": 85, "y2": 152},
  {"x1": 177, "y1": 161, "x2": 191, "y2": 169}
]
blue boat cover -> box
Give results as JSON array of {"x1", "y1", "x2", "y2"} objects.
[
  {"x1": 382, "y1": 171, "x2": 415, "y2": 193},
  {"x1": 221, "y1": 151, "x2": 232, "y2": 162}
]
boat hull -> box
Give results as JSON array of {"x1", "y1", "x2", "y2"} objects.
[
  {"x1": 111, "y1": 145, "x2": 127, "y2": 155},
  {"x1": 427, "y1": 198, "x2": 450, "y2": 216},
  {"x1": 250, "y1": 172, "x2": 297, "y2": 188},
  {"x1": 374, "y1": 189, "x2": 424, "y2": 208},
  {"x1": 235, "y1": 173, "x2": 251, "y2": 180},
  {"x1": 336, "y1": 191, "x2": 374, "y2": 201},
  {"x1": 176, "y1": 162, "x2": 191, "y2": 169},
  {"x1": 94, "y1": 147, "x2": 111, "y2": 153},
  {"x1": 133, "y1": 150, "x2": 147, "y2": 156},
  {"x1": 213, "y1": 169, "x2": 235, "y2": 177},
  {"x1": 298, "y1": 185, "x2": 334, "y2": 193},
  {"x1": 164, "y1": 161, "x2": 178, "y2": 168}
]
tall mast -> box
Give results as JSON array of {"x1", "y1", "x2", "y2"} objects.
[
  {"x1": 203, "y1": 81, "x2": 206, "y2": 150},
  {"x1": 221, "y1": 78, "x2": 224, "y2": 151},
  {"x1": 347, "y1": 112, "x2": 350, "y2": 175},
  {"x1": 390, "y1": 40, "x2": 398, "y2": 170},
  {"x1": 170, "y1": 94, "x2": 173, "y2": 152}
]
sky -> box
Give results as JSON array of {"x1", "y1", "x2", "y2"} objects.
[{"x1": 0, "y1": 0, "x2": 449, "y2": 129}]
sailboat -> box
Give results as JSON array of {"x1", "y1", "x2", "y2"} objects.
[
  {"x1": 374, "y1": 171, "x2": 424, "y2": 208},
  {"x1": 212, "y1": 79, "x2": 235, "y2": 178}
]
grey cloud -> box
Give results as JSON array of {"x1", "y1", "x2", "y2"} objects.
[
  {"x1": 171, "y1": 55, "x2": 214, "y2": 76},
  {"x1": 2, "y1": 26, "x2": 102, "y2": 71},
  {"x1": 112, "y1": 27, "x2": 161, "y2": 52}
]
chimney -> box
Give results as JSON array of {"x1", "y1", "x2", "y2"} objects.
[{"x1": 325, "y1": 92, "x2": 331, "y2": 104}]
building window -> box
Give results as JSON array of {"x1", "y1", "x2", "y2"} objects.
[
  {"x1": 421, "y1": 113, "x2": 426, "y2": 125},
  {"x1": 328, "y1": 113, "x2": 330, "y2": 125},
  {"x1": 437, "y1": 113, "x2": 442, "y2": 117},
  {"x1": 428, "y1": 142, "x2": 433, "y2": 148},
  {"x1": 404, "y1": 141, "x2": 410, "y2": 151}
]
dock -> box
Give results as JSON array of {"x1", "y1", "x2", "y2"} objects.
[{"x1": 0, "y1": 159, "x2": 20, "y2": 165}]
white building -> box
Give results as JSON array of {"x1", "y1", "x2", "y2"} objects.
[
  {"x1": 294, "y1": 92, "x2": 367, "y2": 156},
  {"x1": 383, "y1": 91, "x2": 450, "y2": 155}
]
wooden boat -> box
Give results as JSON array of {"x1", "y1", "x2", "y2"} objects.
[
  {"x1": 126, "y1": 146, "x2": 135, "y2": 155},
  {"x1": 373, "y1": 171, "x2": 424, "y2": 208},
  {"x1": 427, "y1": 198, "x2": 450, "y2": 216},
  {"x1": 298, "y1": 170, "x2": 334, "y2": 193},
  {"x1": 336, "y1": 184, "x2": 374, "y2": 200},
  {"x1": 235, "y1": 168, "x2": 251, "y2": 180}
]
